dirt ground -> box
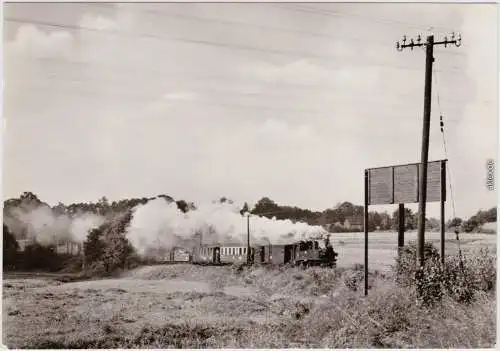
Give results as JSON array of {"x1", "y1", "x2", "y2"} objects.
[{"x1": 2, "y1": 264, "x2": 324, "y2": 348}]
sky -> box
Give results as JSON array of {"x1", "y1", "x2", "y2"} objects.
[{"x1": 2, "y1": 2, "x2": 498, "y2": 220}]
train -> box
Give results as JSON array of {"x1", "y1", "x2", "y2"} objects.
[
  {"x1": 167, "y1": 238, "x2": 338, "y2": 268},
  {"x1": 16, "y1": 236, "x2": 338, "y2": 268}
]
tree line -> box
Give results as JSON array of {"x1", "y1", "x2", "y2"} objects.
[
  {"x1": 3, "y1": 191, "x2": 496, "y2": 274},
  {"x1": 4, "y1": 192, "x2": 496, "y2": 238},
  {"x1": 249, "y1": 197, "x2": 496, "y2": 233}
]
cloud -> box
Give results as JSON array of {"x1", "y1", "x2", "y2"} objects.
[
  {"x1": 243, "y1": 59, "x2": 379, "y2": 91},
  {"x1": 6, "y1": 24, "x2": 73, "y2": 57},
  {"x1": 257, "y1": 118, "x2": 315, "y2": 144},
  {"x1": 163, "y1": 91, "x2": 197, "y2": 101},
  {"x1": 79, "y1": 14, "x2": 118, "y2": 31}
]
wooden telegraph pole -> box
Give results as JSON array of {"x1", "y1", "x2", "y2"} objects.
[
  {"x1": 364, "y1": 169, "x2": 369, "y2": 296},
  {"x1": 396, "y1": 33, "x2": 461, "y2": 268}
]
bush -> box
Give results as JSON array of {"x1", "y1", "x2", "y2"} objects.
[
  {"x1": 3, "y1": 224, "x2": 19, "y2": 270},
  {"x1": 395, "y1": 242, "x2": 496, "y2": 306},
  {"x1": 394, "y1": 241, "x2": 440, "y2": 286},
  {"x1": 343, "y1": 265, "x2": 365, "y2": 292},
  {"x1": 19, "y1": 243, "x2": 70, "y2": 272}
]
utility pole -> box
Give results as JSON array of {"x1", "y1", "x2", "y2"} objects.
[{"x1": 396, "y1": 33, "x2": 461, "y2": 268}]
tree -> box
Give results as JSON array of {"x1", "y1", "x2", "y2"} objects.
[
  {"x1": 52, "y1": 202, "x2": 67, "y2": 216},
  {"x1": 426, "y1": 218, "x2": 440, "y2": 232},
  {"x1": 447, "y1": 217, "x2": 463, "y2": 230},
  {"x1": 157, "y1": 194, "x2": 174, "y2": 203},
  {"x1": 485, "y1": 207, "x2": 497, "y2": 222},
  {"x1": 83, "y1": 211, "x2": 136, "y2": 275},
  {"x1": 84, "y1": 224, "x2": 107, "y2": 266},
  {"x1": 217, "y1": 197, "x2": 234, "y2": 204},
  {"x1": 252, "y1": 197, "x2": 280, "y2": 217},
  {"x1": 368, "y1": 211, "x2": 382, "y2": 231},
  {"x1": 20, "y1": 191, "x2": 40, "y2": 202},
  {"x1": 3, "y1": 224, "x2": 19, "y2": 269},
  {"x1": 392, "y1": 208, "x2": 416, "y2": 231},
  {"x1": 379, "y1": 212, "x2": 392, "y2": 230},
  {"x1": 462, "y1": 216, "x2": 480, "y2": 233},
  {"x1": 176, "y1": 200, "x2": 189, "y2": 213},
  {"x1": 240, "y1": 202, "x2": 249, "y2": 216}
]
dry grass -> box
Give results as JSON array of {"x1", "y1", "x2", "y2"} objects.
[
  {"x1": 2, "y1": 232, "x2": 496, "y2": 348},
  {"x1": 3, "y1": 254, "x2": 496, "y2": 349}
]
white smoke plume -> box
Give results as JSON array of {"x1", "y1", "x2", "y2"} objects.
[
  {"x1": 69, "y1": 212, "x2": 106, "y2": 243},
  {"x1": 5, "y1": 205, "x2": 105, "y2": 246},
  {"x1": 126, "y1": 198, "x2": 327, "y2": 256}
]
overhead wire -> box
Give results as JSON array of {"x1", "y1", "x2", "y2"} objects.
[
  {"x1": 82, "y1": 2, "x2": 466, "y2": 58},
  {"x1": 4, "y1": 12, "x2": 467, "y2": 113},
  {"x1": 433, "y1": 57, "x2": 462, "y2": 261},
  {"x1": 4, "y1": 7, "x2": 467, "y2": 134},
  {"x1": 5, "y1": 68, "x2": 469, "y2": 113},
  {"x1": 5, "y1": 51, "x2": 465, "y2": 103},
  {"x1": 268, "y1": 3, "x2": 456, "y2": 34},
  {"x1": 3, "y1": 17, "x2": 464, "y2": 73},
  {"x1": 9, "y1": 82, "x2": 461, "y2": 122}
]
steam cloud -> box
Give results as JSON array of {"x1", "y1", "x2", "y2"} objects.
[
  {"x1": 126, "y1": 198, "x2": 328, "y2": 256},
  {"x1": 4, "y1": 205, "x2": 105, "y2": 246},
  {"x1": 4, "y1": 197, "x2": 328, "y2": 257}
]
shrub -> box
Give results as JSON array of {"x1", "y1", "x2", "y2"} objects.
[
  {"x1": 343, "y1": 268, "x2": 364, "y2": 292},
  {"x1": 3, "y1": 224, "x2": 19, "y2": 269},
  {"x1": 394, "y1": 241, "x2": 440, "y2": 286},
  {"x1": 395, "y1": 242, "x2": 496, "y2": 306},
  {"x1": 20, "y1": 243, "x2": 69, "y2": 272}
]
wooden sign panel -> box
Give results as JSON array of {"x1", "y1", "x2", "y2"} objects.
[
  {"x1": 368, "y1": 167, "x2": 393, "y2": 204},
  {"x1": 419, "y1": 161, "x2": 442, "y2": 203},
  {"x1": 368, "y1": 160, "x2": 445, "y2": 205},
  {"x1": 394, "y1": 164, "x2": 419, "y2": 203}
]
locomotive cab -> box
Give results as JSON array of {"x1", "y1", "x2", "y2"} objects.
[{"x1": 294, "y1": 239, "x2": 336, "y2": 267}]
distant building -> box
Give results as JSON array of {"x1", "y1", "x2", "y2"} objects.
[
  {"x1": 344, "y1": 216, "x2": 364, "y2": 231},
  {"x1": 327, "y1": 222, "x2": 343, "y2": 232}
]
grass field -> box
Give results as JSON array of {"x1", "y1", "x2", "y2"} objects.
[{"x1": 2, "y1": 231, "x2": 496, "y2": 348}]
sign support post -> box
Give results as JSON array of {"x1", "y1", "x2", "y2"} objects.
[
  {"x1": 247, "y1": 214, "x2": 251, "y2": 264},
  {"x1": 398, "y1": 203, "x2": 405, "y2": 257}
]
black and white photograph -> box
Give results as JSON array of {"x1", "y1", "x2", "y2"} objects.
[{"x1": 2, "y1": 1, "x2": 498, "y2": 348}]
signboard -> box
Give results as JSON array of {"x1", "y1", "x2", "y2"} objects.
[
  {"x1": 368, "y1": 167, "x2": 393, "y2": 204},
  {"x1": 394, "y1": 164, "x2": 419, "y2": 203},
  {"x1": 368, "y1": 160, "x2": 445, "y2": 205}
]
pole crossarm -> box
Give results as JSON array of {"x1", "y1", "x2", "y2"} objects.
[{"x1": 396, "y1": 33, "x2": 461, "y2": 51}]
